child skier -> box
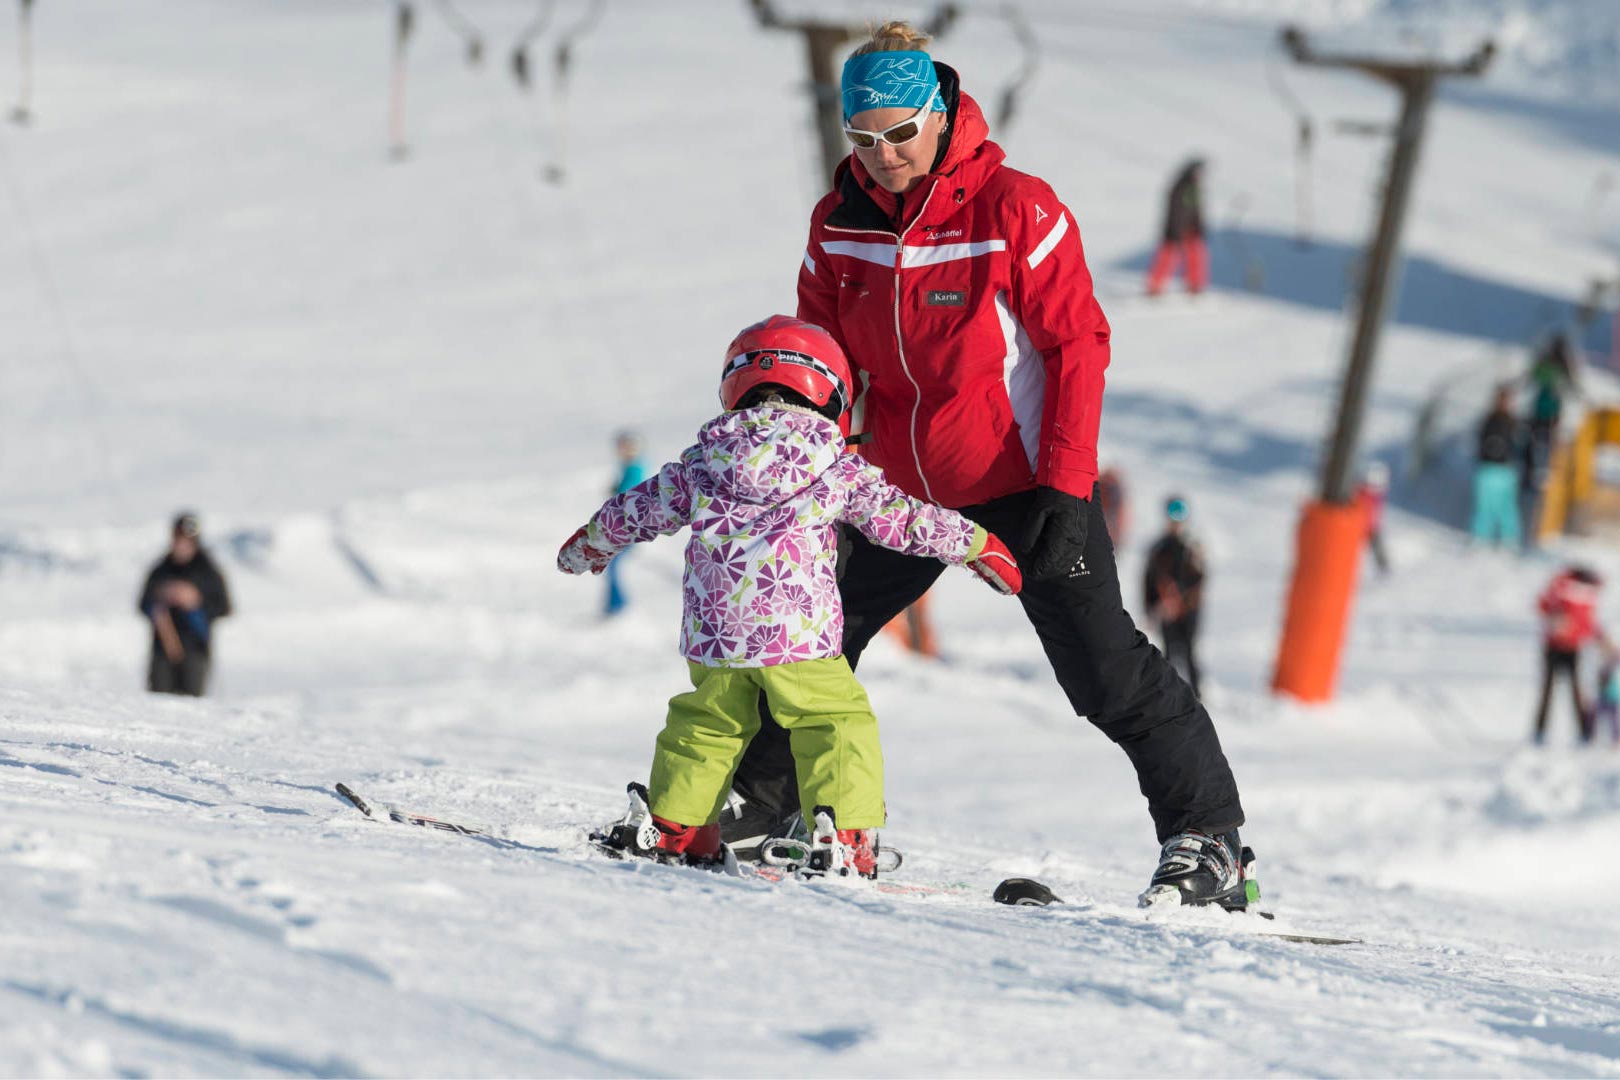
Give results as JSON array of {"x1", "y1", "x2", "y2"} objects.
[
  {"x1": 557, "y1": 316, "x2": 1023, "y2": 877},
  {"x1": 1594, "y1": 642, "x2": 1620, "y2": 746}
]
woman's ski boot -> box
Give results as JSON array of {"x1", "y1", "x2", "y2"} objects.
[{"x1": 1138, "y1": 829, "x2": 1259, "y2": 911}]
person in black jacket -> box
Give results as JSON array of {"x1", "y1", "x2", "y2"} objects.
[
  {"x1": 1472, "y1": 385, "x2": 1523, "y2": 548},
  {"x1": 1146, "y1": 158, "x2": 1208, "y2": 296},
  {"x1": 138, "y1": 512, "x2": 232, "y2": 696},
  {"x1": 1143, "y1": 497, "x2": 1206, "y2": 699}
]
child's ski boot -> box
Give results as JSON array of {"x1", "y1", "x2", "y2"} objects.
[
  {"x1": 589, "y1": 782, "x2": 735, "y2": 872},
  {"x1": 760, "y1": 806, "x2": 888, "y2": 879},
  {"x1": 1138, "y1": 829, "x2": 1259, "y2": 911}
]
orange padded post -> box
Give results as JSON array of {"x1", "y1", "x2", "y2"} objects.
[{"x1": 1272, "y1": 499, "x2": 1367, "y2": 703}]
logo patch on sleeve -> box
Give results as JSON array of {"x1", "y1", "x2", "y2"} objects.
[{"x1": 926, "y1": 290, "x2": 967, "y2": 307}]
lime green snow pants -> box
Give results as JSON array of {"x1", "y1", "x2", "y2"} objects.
[{"x1": 648, "y1": 657, "x2": 885, "y2": 830}]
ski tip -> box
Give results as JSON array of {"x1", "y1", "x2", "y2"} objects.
[
  {"x1": 334, "y1": 782, "x2": 373, "y2": 817},
  {"x1": 993, "y1": 877, "x2": 1063, "y2": 907}
]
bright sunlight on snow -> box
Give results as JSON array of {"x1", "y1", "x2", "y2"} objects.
[{"x1": 3, "y1": 0, "x2": 1620, "y2": 1076}]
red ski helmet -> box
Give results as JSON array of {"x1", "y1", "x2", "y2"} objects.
[{"x1": 719, "y1": 315, "x2": 853, "y2": 427}]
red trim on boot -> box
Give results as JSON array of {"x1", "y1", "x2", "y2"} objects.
[
  {"x1": 836, "y1": 829, "x2": 878, "y2": 878},
  {"x1": 651, "y1": 815, "x2": 721, "y2": 858}
]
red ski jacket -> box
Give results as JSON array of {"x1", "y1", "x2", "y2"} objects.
[
  {"x1": 1539, "y1": 569, "x2": 1602, "y2": 651},
  {"x1": 1355, "y1": 483, "x2": 1386, "y2": 533},
  {"x1": 796, "y1": 69, "x2": 1111, "y2": 509}
]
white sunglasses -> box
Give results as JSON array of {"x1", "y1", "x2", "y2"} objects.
[{"x1": 842, "y1": 87, "x2": 940, "y2": 149}]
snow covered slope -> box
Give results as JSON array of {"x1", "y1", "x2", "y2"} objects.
[{"x1": 4, "y1": 1, "x2": 1620, "y2": 1075}]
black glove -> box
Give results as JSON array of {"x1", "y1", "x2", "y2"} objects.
[{"x1": 1020, "y1": 485, "x2": 1090, "y2": 580}]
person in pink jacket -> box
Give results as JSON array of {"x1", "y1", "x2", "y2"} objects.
[
  {"x1": 1535, "y1": 564, "x2": 1604, "y2": 745},
  {"x1": 558, "y1": 316, "x2": 1022, "y2": 877}
]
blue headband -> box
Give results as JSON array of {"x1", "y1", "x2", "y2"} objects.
[{"x1": 840, "y1": 50, "x2": 947, "y2": 122}]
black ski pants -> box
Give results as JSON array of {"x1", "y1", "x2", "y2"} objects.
[
  {"x1": 733, "y1": 486, "x2": 1244, "y2": 842},
  {"x1": 147, "y1": 648, "x2": 211, "y2": 697},
  {"x1": 1160, "y1": 614, "x2": 1202, "y2": 701},
  {"x1": 1534, "y1": 645, "x2": 1592, "y2": 744}
]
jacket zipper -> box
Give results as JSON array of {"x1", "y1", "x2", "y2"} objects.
[{"x1": 823, "y1": 178, "x2": 941, "y2": 503}]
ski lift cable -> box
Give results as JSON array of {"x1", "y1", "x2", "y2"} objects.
[
  {"x1": 1265, "y1": 51, "x2": 1311, "y2": 121},
  {"x1": 1041, "y1": 37, "x2": 1293, "y2": 154},
  {"x1": 1025, "y1": 20, "x2": 1417, "y2": 219},
  {"x1": 950, "y1": 7, "x2": 1404, "y2": 276},
  {"x1": 992, "y1": 4, "x2": 1039, "y2": 137},
  {"x1": 941, "y1": 8, "x2": 1286, "y2": 177},
  {"x1": 557, "y1": 0, "x2": 607, "y2": 52},
  {"x1": 553, "y1": 0, "x2": 608, "y2": 94},
  {"x1": 515, "y1": 0, "x2": 557, "y2": 46},
  {"x1": 430, "y1": 0, "x2": 485, "y2": 62},
  {"x1": 12, "y1": 0, "x2": 36, "y2": 124},
  {"x1": 950, "y1": 0, "x2": 1259, "y2": 37},
  {"x1": 0, "y1": 130, "x2": 126, "y2": 515},
  {"x1": 510, "y1": 0, "x2": 556, "y2": 90},
  {"x1": 544, "y1": 0, "x2": 607, "y2": 183},
  {"x1": 1266, "y1": 53, "x2": 1316, "y2": 242},
  {"x1": 431, "y1": 0, "x2": 480, "y2": 42},
  {"x1": 959, "y1": 10, "x2": 1580, "y2": 362}
]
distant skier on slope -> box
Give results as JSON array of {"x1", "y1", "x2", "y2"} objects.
[
  {"x1": 137, "y1": 512, "x2": 232, "y2": 697},
  {"x1": 1097, "y1": 466, "x2": 1130, "y2": 548},
  {"x1": 1473, "y1": 385, "x2": 1524, "y2": 549},
  {"x1": 1146, "y1": 157, "x2": 1208, "y2": 297},
  {"x1": 1143, "y1": 497, "x2": 1206, "y2": 700},
  {"x1": 556, "y1": 316, "x2": 1022, "y2": 877},
  {"x1": 1534, "y1": 564, "x2": 1603, "y2": 745},
  {"x1": 1355, "y1": 462, "x2": 1391, "y2": 576},
  {"x1": 602, "y1": 429, "x2": 647, "y2": 617},
  {"x1": 1591, "y1": 640, "x2": 1620, "y2": 746},
  {"x1": 1523, "y1": 332, "x2": 1578, "y2": 494}
]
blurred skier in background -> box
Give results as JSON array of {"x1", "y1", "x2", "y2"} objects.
[
  {"x1": 1146, "y1": 157, "x2": 1207, "y2": 297},
  {"x1": 1097, "y1": 466, "x2": 1130, "y2": 548},
  {"x1": 1591, "y1": 641, "x2": 1620, "y2": 746},
  {"x1": 1143, "y1": 497, "x2": 1206, "y2": 699},
  {"x1": 880, "y1": 594, "x2": 940, "y2": 658},
  {"x1": 1524, "y1": 332, "x2": 1577, "y2": 489},
  {"x1": 603, "y1": 429, "x2": 647, "y2": 616},
  {"x1": 558, "y1": 316, "x2": 1022, "y2": 877},
  {"x1": 1472, "y1": 385, "x2": 1523, "y2": 548},
  {"x1": 1534, "y1": 564, "x2": 1602, "y2": 745},
  {"x1": 138, "y1": 512, "x2": 232, "y2": 697},
  {"x1": 1355, "y1": 461, "x2": 1391, "y2": 575}
]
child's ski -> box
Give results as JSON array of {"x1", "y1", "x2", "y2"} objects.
[{"x1": 334, "y1": 782, "x2": 539, "y2": 851}]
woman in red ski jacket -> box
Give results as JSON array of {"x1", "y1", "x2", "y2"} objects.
[{"x1": 725, "y1": 21, "x2": 1250, "y2": 907}]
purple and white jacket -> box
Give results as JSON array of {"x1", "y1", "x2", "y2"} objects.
[{"x1": 585, "y1": 407, "x2": 981, "y2": 668}]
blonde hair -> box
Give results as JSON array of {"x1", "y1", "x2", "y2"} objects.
[{"x1": 850, "y1": 20, "x2": 932, "y2": 58}]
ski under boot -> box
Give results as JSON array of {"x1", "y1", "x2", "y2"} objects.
[
  {"x1": 589, "y1": 782, "x2": 734, "y2": 872},
  {"x1": 1138, "y1": 829, "x2": 1259, "y2": 911}
]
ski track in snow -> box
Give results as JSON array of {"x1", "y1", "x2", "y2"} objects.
[{"x1": 5, "y1": 0, "x2": 1620, "y2": 1075}]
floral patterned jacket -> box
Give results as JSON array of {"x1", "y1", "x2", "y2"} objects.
[{"x1": 584, "y1": 406, "x2": 982, "y2": 667}]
